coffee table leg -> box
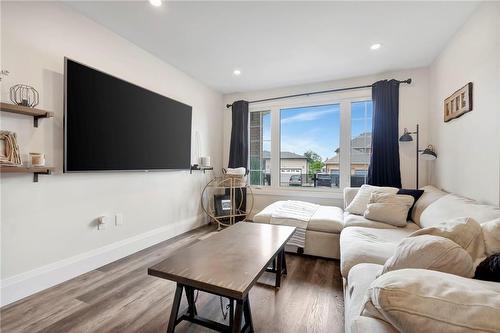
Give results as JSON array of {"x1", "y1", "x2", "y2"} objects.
[
  {"x1": 243, "y1": 296, "x2": 254, "y2": 333},
  {"x1": 232, "y1": 299, "x2": 243, "y2": 333},
  {"x1": 185, "y1": 287, "x2": 197, "y2": 317},
  {"x1": 282, "y1": 251, "x2": 287, "y2": 275},
  {"x1": 167, "y1": 284, "x2": 183, "y2": 333},
  {"x1": 275, "y1": 249, "x2": 283, "y2": 289},
  {"x1": 229, "y1": 299, "x2": 234, "y2": 328}
]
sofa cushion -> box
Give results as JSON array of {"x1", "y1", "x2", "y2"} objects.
[
  {"x1": 339, "y1": 224, "x2": 419, "y2": 277},
  {"x1": 306, "y1": 206, "x2": 344, "y2": 233},
  {"x1": 345, "y1": 184, "x2": 399, "y2": 215},
  {"x1": 363, "y1": 193, "x2": 415, "y2": 227},
  {"x1": 409, "y1": 217, "x2": 485, "y2": 261},
  {"x1": 364, "y1": 268, "x2": 500, "y2": 333},
  {"x1": 345, "y1": 263, "x2": 384, "y2": 332},
  {"x1": 344, "y1": 187, "x2": 360, "y2": 209},
  {"x1": 482, "y1": 218, "x2": 500, "y2": 255},
  {"x1": 351, "y1": 316, "x2": 398, "y2": 333},
  {"x1": 382, "y1": 235, "x2": 475, "y2": 278},
  {"x1": 410, "y1": 185, "x2": 447, "y2": 226},
  {"x1": 420, "y1": 193, "x2": 500, "y2": 228},
  {"x1": 344, "y1": 212, "x2": 400, "y2": 229}
]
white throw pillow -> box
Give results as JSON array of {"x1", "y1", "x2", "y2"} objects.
[
  {"x1": 382, "y1": 235, "x2": 475, "y2": 278},
  {"x1": 345, "y1": 184, "x2": 398, "y2": 215},
  {"x1": 408, "y1": 217, "x2": 485, "y2": 262},
  {"x1": 362, "y1": 269, "x2": 500, "y2": 333},
  {"x1": 482, "y1": 218, "x2": 500, "y2": 255},
  {"x1": 363, "y1": 193, "x2": 414, "y2": 227}
]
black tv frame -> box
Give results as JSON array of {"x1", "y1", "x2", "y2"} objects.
[{"x1": 63, "y1": 57, "x2": 192, "y2": 173}]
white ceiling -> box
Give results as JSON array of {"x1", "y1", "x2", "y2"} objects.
[{"x1": 66, "y1": 1, "x2": 479, "y2": 94}]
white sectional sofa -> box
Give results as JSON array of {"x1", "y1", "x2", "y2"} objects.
[
  {"x1": 254, "y1": 185, "x2": 500, "y2": 333},
  {"x1": 343, "y1": 185, "x2": 500, "y2": 333}
]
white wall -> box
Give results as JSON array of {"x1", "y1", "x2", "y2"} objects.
[
  {"x1": 223, "y1": 68, "x2": 430, "y2": 212},
  {"x1": 428, "y1": 3, "x2": 500, "y2": 206},
  {"x1": 0, "y1": 2, "x2": 223, "y2": 304}
]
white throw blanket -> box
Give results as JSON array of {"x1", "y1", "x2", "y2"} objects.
[{"x1": 270, "y1": 201, "x2": 320, "y2": 248}]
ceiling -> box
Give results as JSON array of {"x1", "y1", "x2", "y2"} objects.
[{"x1": 66, "y1": 1, "x2": 479, "y2": 94}]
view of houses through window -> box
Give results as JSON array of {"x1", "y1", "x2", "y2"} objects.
[
  {"x1": 349, "y1": 101, "x2": 373, "y2": 186},
  {"x1": 249, "y1": 110, "x2": 271, "y2": 186},
  {"x1": 280, "y1": 104, "x2": 340, "y2": 188},
  {"x1": 249, "y1": 100, "x2": 373, "y2": 189}
]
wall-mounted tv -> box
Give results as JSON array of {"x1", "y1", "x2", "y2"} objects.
[{"x1": 64, "y1": 58, "x2": 192, "y2": 172}]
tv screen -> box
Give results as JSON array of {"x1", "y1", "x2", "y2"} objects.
[{"x1": 64, "y1": 58, "x2": 192, "y2": 172}]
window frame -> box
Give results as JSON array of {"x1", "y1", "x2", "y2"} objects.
[{"x1": 248, "y1": 89, "x2": 371, "y2": 195}]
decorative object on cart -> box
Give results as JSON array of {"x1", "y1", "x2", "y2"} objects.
[
  {"x1": 0, "y1": 130, "x2": 22, "y2": 166},
  {"x1": 214, "y1": 194, "x2": 231, "y2": 217},
  {"x1": 399, "y1": 124, "x2": 437, "y2": 189},
  {"x1": 222, "y1": 167, "x2": 247, "y2": 187},
  {"x1": 9, "y1": 84, "x2": 39, "y2": 107},
  {"x1": 29, "y1": 152, "x2": 46, "y2": 167},
  {"x1": 444, "y1": 82, "x2": 473, "y2": 122},
  {"x1": 0, "y1": 69, "x2": 9, "y2": 81},
  {"x1": 201, "y1": 176, "x2": 254, "y2": 230}
]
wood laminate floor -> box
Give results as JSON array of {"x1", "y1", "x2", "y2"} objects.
[{"x1": 1, "y1": 225, "x2": 344, "y2": 333}]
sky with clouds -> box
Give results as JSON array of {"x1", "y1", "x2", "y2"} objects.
[{"x1": 276, "y1": 101, "x2": 372, "y2": 160}]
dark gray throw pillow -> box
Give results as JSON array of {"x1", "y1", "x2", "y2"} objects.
[
  {"x1": 397, "y1": 189, "x2": 424, "y2": 221},
  {"x1": 474, "y1": 253, "x2": 500, "y2": 283}
]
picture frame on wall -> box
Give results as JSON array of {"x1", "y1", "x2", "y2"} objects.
[
  {"x1": 444, "y1": 82, "x2": 473, "y2": 122},
  {"x1": 214, "y1": 194, "x2": 232, "y2": 217}
]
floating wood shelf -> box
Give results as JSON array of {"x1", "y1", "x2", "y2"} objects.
[
  {"x1": 190, "y1": 165, "x2": 214, "y2": 174},
  {"x1": 0, "y1": 102, "x2": 54, "y2": 127},
  {"x1": 0, "y1": 165, "x2": 55, "y2": 182}
]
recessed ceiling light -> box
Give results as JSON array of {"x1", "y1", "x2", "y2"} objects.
[
  {"x1": 370, "y1": 43, "x2": 382, "y2": 50},
  {"x1": 233, "y1": 69, "x2": 241, "y2": 76},
  {"x1": 149, "y1": 0, "x2": 162, "y2": 7}
]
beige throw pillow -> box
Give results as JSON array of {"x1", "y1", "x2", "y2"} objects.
[
  {"x1": 363, "y1": 193, "x2": 415, "y2": 227},
  {"x1": 382, "y1": 235, "x2": 475, "y2": 278},
  {"x1": 345, "y1": 184, "x2": 398, "y2": 215},
  {"x1": 482, "y1": 218, "x2": 500, "y2": 255},
  {"x1": 408, "y1": 217, "x2": 485, "y2": 261},
  {"x1": 363, "y1": 269, "x2": 500, "y2": 333}
]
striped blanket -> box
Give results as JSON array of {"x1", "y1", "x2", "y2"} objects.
[{"x1": 270, "y1": 201, "x2": 320, "y2": 248}]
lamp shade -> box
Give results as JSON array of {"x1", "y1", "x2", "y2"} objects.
[
  {"x1": 399, "y1": 128, "x2": 413, "y2": 142},
  {"x1": 421, "y1": 145, "x2": 437, "y2": 160}
]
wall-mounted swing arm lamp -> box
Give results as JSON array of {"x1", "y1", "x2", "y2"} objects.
[{"x1": 399, "y1": 124, "x2": 437, "y2": 189}]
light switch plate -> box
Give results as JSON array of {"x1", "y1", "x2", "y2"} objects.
[{"x1": 115, "y1": 213, "x2": 124, "y2": 226}]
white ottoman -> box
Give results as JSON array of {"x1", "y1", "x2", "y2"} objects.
[{"x1": 253, "y1": 201, "x2": 344, "y2": 259}]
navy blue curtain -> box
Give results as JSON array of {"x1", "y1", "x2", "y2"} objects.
[
  {"x1": 367, "y1": 80, "x2": 402, "y2": 188},
  {"x1": 228, "y1": 100, "x2": 249, "y2": 168},
  {"x1": 228, "y1": 100, "x2": 249, "y2": 222}
]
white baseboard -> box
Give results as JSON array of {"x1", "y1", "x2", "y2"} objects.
[{"x1": 0, "y1": 215, "x2": 205, "y2": 307}]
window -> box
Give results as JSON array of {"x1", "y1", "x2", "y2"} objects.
[
  {"x1": 350, "y1": 101, "x2": 373, "y2": 187},
  {"x1": 280, "y1": 104, "x2": 340, "y2": 188},
  {"x1": 249, "y1": 111, "x2": 271, "y2": 186},
  {"x1": 248, "y1": 94, "x2": 372, "y2": 191}
]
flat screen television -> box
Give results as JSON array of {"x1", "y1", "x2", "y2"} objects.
[{"x1": 64, "y1": 58, "x2": 192, "y2": 172}]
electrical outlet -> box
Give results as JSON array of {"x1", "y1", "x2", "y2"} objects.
[
  {"x1": 98, "y1": 215, "x2": 111, "y2": 230},
  {"x1": 115, "y1": 213, "x2": 124, "y2": 226}
]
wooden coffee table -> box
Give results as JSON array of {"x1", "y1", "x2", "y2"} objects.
[{"x1": 148, "y1": 222, "x2": 295, "y2": 333}]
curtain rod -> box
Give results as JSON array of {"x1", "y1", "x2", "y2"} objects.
[{"x1": 226, "y1": 78, "x2": 412, "y2": 108}]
